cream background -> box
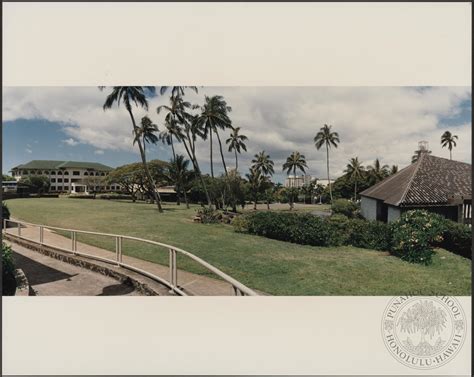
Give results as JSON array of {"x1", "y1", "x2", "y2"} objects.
[{"x1": 2, "y1": 2, "x2": 471, "y2": 375}]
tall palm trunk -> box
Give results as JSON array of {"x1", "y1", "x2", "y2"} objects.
[
  {"x1": 354, "y1": 180, "x2": 358, "y2": 201},
  {"x1": 183, "y1": 188, "x2": 190, "y2": 209},
  {"x1": 450, "y1": 148, "x2": 452, "y2": 160},
  {"x1": 170, "y1": 136, "x2": 176, "y2": 162},
  {"x1": 215, "y1": 130, "x2": 228, "y2": 177},
  {"x1": 209, "y1": 128, "x2": 214, "y2": 178},
  {"x1": 235, "y1": 150, "x2": 238, "y2": 171},
  {"x1": 127, "y1": 108, "x2": 163, "y2": 212},
  {"x1": 326, "y1": 144, "x2": 333, "y2": 204},
  {"x1": 181, "y1": 136, "x2": 212, "y2": 207}
]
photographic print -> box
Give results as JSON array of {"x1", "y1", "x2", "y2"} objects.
[{"x1": 2, "y1": 86, "x2": 471, "y2": 297}]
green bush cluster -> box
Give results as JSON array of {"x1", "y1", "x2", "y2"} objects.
[
  {"x1": 331, "y1": 199, "x2": 359, "y2": 218},
  {"x1": 197, "y1": 207, "x2": 221, "y2": 224},
  {"x1": 233, "y1": 209, "x2": 469, "y2": 265},
  {"x1": 390, "y1": 210, "x2": 444, "y2": 265},
  {"x1": 235, "y1": 211, "x2": 391, "y2": 250},
  {"x1": 2, "y1": 202, "x2": 10, "y2": 221},
  {"x1": 2, "y1": 242, "x2": 16, "y2": 295}
]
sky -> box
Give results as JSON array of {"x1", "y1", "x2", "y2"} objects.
[{"x1": 2, "y1": 86, "x2": 471, "y2": 183}]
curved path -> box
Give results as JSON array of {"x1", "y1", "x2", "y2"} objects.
[
  {"x1": 5, "y1": 222, "x2": 252, "y2": 295},
  {"x1": 8, "y1": 241, "x2": 141, "y2": 296}
]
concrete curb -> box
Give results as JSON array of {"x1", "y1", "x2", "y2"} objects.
[
  {"x1": 4, "y1": 233, "x2": 171, "y2": 296},
  {"x1": 14, "y1": 268, "x2": 30, "y2": 296}
]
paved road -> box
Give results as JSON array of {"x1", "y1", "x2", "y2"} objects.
[{"x1": 9, "y1": 242, "x2": 141, "y2": 296}]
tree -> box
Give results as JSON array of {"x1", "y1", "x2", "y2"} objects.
[
  {"x1": 159, "y1": 86, "x2": 198, "y2": 98},
  {"x1": 226, "y1": 127, "x2": 248, "y2": 171},
  {"x1": 314, "y1": 124, "x2": 340, "y2": 203},
  {"x1": 397, "y1": 300, "x2": 447, "y2": 346},
  {"x1": 101, "y1": 86, "x2": 163, "y2": 212},
  {"x1": 2, "y1": 175, "x2": 14, "y2": 181},
  {"x1": 134, "y1": 116, "x2": 159, "y2": 154},
  {"x1": 246, "y1": 167, "x2": 265, "y2": 210},
  {"x1": 344, "y1": 157, "x2": 365, "y2": 201},
  {"x1": 225, "y1": 169, "x2": 246, "y2": 212},
  {"x1": 195, "y1": 95, "x2": 232, "y2": 178},
  {"x1": 367, "y1": 158, "x2": 389, "y2": 185},
  {"x1": 163, "y1": 154, "x2": 194, "y2": 208},
  {"x1": 282, "y1": 151, "x2": 308, "y2": 209},
  {"x1": 251, "y1": 151, "x2": 275, "y2": 177},
  {"x1": 412, "y1": 148, "x2": 432, "y2": 163},
  {"x1": 441, "y1": 131, "x2": 458, "y2": 160},
  {"x1": 18, "y1": 176, "x2": 50, "y2": 195},
  {"x1": 390, "y1": 165, "x2": 399, "y2": 175},
  {"x1": 106, "y1": 165, "x2": 141, "y2": 202}
]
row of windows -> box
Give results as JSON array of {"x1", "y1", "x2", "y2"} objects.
[
  {"x1": 12, "y1": 170, "x2": 108, "y2": 177},
  {"x1": 50, "y1": 185, "x2": 120, "y2": 191}
]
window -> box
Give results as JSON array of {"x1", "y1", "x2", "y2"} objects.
[
  {"x1": 51, "y1": 187, "x2": 56, "y2": 191},
  {"x1": 57, "y1": 178, "x2": 62, "y2": 183},
  {"x1": 73, "y1": 171, "x2": 80, "y2": 176},
  {"x1": 51, "y1": 178, "x2": 56, "y2": 183},
  {"x1": 57, "y1": 186, "x2": 63, "y2": 191},
  {"x1": 64, "y1": 171, "x2": 69, "y2": 175},
  {"x1": 64, "y1": 178, "x2": 69, "y2": 183},
  {"x1": 84, "y1": 172, "x2": 89, "y2": 176},
  {"x1": 101, "y1": 172, "x2": 106, "y2": 176}
]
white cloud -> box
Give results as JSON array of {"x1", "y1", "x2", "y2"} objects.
[
  {"x1": 94, "y1": 150, "x2": 104, "y2": 155},
  {"x1": 25, "y1": 148, "x2": 32, "y2": 154},
  {"x1": 62, "y1": 138, "x2": 79, "y2": 146},
  {"x1": 3, "y1": 86, "x2": 471, "y2": 181}
]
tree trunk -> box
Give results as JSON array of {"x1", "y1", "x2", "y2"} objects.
[
  {"x1": 171, "y1": 136, "x2": 176, "y2": 162},
  {"x1": 127, "y1": 108, "x2": 163, "y2": 212},
  {"x1": 215, "y1": 130, "x2": 228, "y2": 177},
  {"x1": 450, "y1": 149, "x2": 452, "y2": 160},
  {"x1": 183, "y1": 189, "x2": 190, "y2": 209},
  {"x1": 354, "y1": 180, "x2": 357, "y2": 201},
  {"x1": 209, "y1": 128, "x2": 214, "y2": 178},
  {"x1": 235, "y1": 150, "x2": 238, "y2": 171},
  {"x1": 326, "y1": 144, "x2": 333, "y2": 204}
]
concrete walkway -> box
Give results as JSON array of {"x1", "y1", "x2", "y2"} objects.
[
  {"x1": 5, "y1": 222, "x2": 244, "y2": 295},
  {"x1": 9, "y1": 241, "x2": 141, "y2": 296}
]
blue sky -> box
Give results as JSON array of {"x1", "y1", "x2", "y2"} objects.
[{"x1": 2, "y1": 87, "x2": 472, "y2": 182}]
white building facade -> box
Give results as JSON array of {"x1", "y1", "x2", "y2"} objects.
[
  {"x1": 284, "y1": 175, "x2": 314, "y2": 188},
  {"x1": 10, "y1": 160, "x2": 121, "y2": 193}
]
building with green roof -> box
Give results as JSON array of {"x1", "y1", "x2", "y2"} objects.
[{"x1": 11, "y1": 160, "x2": 120, "y2": 193}]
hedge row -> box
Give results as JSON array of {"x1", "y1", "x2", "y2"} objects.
[{"x1": 232, "y1": 210, "x2": 471, "y2": 264}]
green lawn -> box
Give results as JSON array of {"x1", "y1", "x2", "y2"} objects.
[{"x1": 5, "y1": 198, "x2": 471, "y2": 295}]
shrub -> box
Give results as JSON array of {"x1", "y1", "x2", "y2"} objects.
[
  {"x1": 346, "y1": 219, "x2": 392, "y2": 251},
  {"x1": 436, "y1": 220, "x2": 472, "y2": 259},
  {"x1": 197, "y1": 207, "x2": 221, "y2": 224},
  {"x1": 231, "y1": 215, "x2": 249, "y2": 233},
  {"x1": 331, "y1": 199, "x2": 358, "y2": 218},
  {"x1": 390, "y1": 210, "x2": 444, "y2": 265},
  {"x1": 2, "y1": 242, "x2": 16, "y2": 295},
  {"x1": 2, "y1": 201, "x2": 10, "y2": 220}
]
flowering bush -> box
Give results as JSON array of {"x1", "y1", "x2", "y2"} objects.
[{"x1": 390, "y1": 210, "x2": 445, "y2": 265}]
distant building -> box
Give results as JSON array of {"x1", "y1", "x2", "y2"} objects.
[
  {"x1": 2, "y1": 180, "x2": 17, "y2": 193},
  {"x1": 316, "y1": 179, "x2": 335, "y2": 188},
  {"x1": 284, "y1": 175, "x2": 314, "y2": 188},
  {"x1": 10, "y1": 160, "x2": 121, "y2": 193},
  {"x1": 360, "y1": 153, "x2": 471, "y2": 224}
]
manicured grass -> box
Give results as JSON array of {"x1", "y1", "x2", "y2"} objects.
[{"x1": 6, "y1": 198, "x2": 471, "y2": 295}]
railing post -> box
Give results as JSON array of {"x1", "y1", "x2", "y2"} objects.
[
  {"x1": 169, "y1": 248, "x2": 174, "y2": 287},
  {"x1": 39, "y1": 226, "x2": 44, "y2": 244},
  {"x1": 173, "y1": 249, "x2": 177, "y2": 288},
  {"x1": 115, "y1": 236, "x2": 119, "y2": 264},
  {"x1": 71, "y1": 231, "x2": 77, "y2": 253},
  {"x1": 17, "y1": 222, "x2": 21, "y2": 237},
  {"x1": 3, "y1": 219, "x2": 6, "y2": 232}
]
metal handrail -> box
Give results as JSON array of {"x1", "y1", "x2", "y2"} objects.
[{"x1": 3, "y1": 218, "x2": 258, "y2": 296}]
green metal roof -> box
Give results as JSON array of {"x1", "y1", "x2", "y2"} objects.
[{"x1": 11, "y1": 160, "x2": 113, "y2": 171}]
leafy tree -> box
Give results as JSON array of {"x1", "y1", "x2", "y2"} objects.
[
  {"x1": 163, "y1": 154, "x2": 194, "y2": 208},
  {"x1": 314, "y1": 124, "x2": 340, "y2": 203},
  {"x1": 441, "y1": 130, "x2": 458, "y2": 160},
  {"x1": 225, "y1": 169, "x2": 246, "y2": 212},
  {"x1": 344, "y1": 157, "x2": 365, "y2": 201},
  {"x1": 195, "y1": 95, "x2": 232, "y2": 178},
  {"x1": 226, "y1": 127, "x2": 248, "y2": 171},
  {"x1": 2, "y1": 175, "x2": 14, "y2": 181},
  {"x1": 390, "y1": 165, "x2": 399, "y2": 175},
  {"x1": 18, "y1": 176, "x2": 50, "y2": 195},
  {"x1": 282, "y1": 151, "x2": 308, "y2": 209},
  {"x1": 246, "y1": 167, "x2": 266, "y2": 210},
  {"x1": 101, "y1": 86, "x2": 163, "y2": 212}
]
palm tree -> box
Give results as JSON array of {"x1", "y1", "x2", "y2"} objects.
[
  {"x1": 367, "y1": 158, "x2": 389, "y2": 185},
  {"x1": 226, "y1": 127, "x2": 248, "y2": 171},
  {"x1": 282, "y1": 151, "x2": 308, "y2": 210},
  {"x1": 195, "y1": 95, "x2": 232, "y2": 178},
  {"x1": 164, "y1": 154, "x2": 193, "y2": 208},
  {"x1": 251, "y1": 151, "x2": 275, "y2": 177},
  {"x1": 441, "y1": 131, "x2": 458, "y2": 160},
  {"x1": 246, "y1": 167, "x2": 264, "y2": 210},
  {"x1": 101, "y1": 86, "x2": 163, "y2": 212},
  {"x1": 159, "y1": 86, "x2": 198, "y2": 99},
  {"x1": 314, "y1": 124, "x2": 340, "y2": 203},
  {"x1": 134, "y1": 116, "x2": 159, "y2": 154},
  {"x1": 344, "y1": 157, "x2": 365, "y2": 201},
  {"x1": 159, "y1": 119, "x2": 184, "y2": 162}
]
